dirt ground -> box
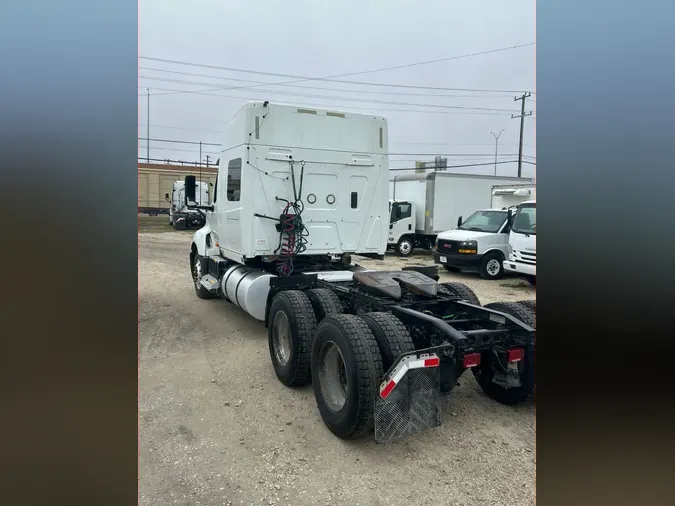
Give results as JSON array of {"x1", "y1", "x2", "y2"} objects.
[{"x1": 139, "y1": 215, "x2": 535, "y2": 506}]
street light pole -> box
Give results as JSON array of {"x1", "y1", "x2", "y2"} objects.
[
  {"x1": 490, "y1": 129, "x2": 505, "y2": 176},
  {"x1": 146, "y1": 88, "x2": 150, "y2": 163}
]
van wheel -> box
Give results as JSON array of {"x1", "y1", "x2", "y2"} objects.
[
  {"x1": 396, "y1": 237, "x2": 413, "y2": 256},
  {"x1": 479, "y1": 251, "x2": 504, "y2": 280}
]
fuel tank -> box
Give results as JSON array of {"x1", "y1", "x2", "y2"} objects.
[{"x1": 221, "y1": 264, "x2": 277, "y2": 321}]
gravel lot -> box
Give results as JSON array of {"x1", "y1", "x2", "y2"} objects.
[{"x1": 139, "y1": 216, "x2": 535, "y2": 506}]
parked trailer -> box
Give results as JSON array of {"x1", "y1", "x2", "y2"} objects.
[
  {"x1": 388, "y1": 172, "x2": 533, "y2": 256},
  {"x1": 185, "y1": 101, "x2": 536, "y2": 442}
]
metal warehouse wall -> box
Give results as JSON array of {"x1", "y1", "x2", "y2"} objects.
[{"x1": 138, "y1": 163, "x2": 218, "y2": 211}]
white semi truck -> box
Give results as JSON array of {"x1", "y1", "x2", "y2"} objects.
[
  {"x1": 182, "y1": 101, "x2": 536, "y2": 442},
  {"x1": 165, "y1": 180, "x2": 210, "y2": 229},
  {"x1": 433, "y1": 184, "x2": 536, "y2": 280},
  {"x1": 504, "y1": 199, "x2": 536, "y2": 285},
  {"x1": 388, "y1": 173, "x2": 533, "y2": 256}
]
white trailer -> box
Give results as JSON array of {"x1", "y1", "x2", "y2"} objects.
[{"x1": 388, "y1": 172, "x2": 533, "y2": 256}]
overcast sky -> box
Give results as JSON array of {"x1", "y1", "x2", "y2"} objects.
[{"x1": 139, "y1": 0, "x2": 535, "y2": 178}]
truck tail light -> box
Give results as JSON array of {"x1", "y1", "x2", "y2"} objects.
[
  {"x1": 507, "y1": 348, "x2": 525, "y2": 363},
  {"x1": 463, "y1": 353, "x2": 481, "y2": 368}
]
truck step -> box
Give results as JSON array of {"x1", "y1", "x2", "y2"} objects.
[{"x1": 199, "y1": 274, "x2": 220, "y2": 291}]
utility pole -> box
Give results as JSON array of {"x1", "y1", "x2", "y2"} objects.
[
  {"x1": 146, "y1": 89, "x2": 150, "y2": 163},
  {"x1": 490, "y1": 129, "x2": 505, "y2": 176},
  {"x1": 511, "y1": 92, "x2": 532, "y2": 177},
  {"x1": 199, "y1": 142, "x2": 202, "y2": 205}
]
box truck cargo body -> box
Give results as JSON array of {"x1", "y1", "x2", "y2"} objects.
[
  {"x1": 388, "y1": 172, "x2": 532, "y2": 255},
  {"x1": 490, "y1": 183, "x2": 536, "y2": 209}
]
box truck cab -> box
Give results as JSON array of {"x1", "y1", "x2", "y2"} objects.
[
  {"x1": 166, "y1": 180, "x2": 210, "y2": 230},
  {"x1": 388, "y1": 199, "x2": 418, "y2": 255},
  {"x1": 433, "y1": 208, "x2": 514, "y2": 280},
  {"x1": 504, "y1": 200, "x2": 536, "y2": 285}
]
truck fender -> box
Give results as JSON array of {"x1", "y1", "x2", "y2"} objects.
[
  {"x1": 191, "y1": 224, "x2": 213, "y2": 257},
  {"x1": 481, "y1": 247, "x2": 506, "y2": 259}
]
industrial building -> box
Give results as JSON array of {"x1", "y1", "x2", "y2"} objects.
[{"x1": 138, "y1": 162, "x2": 217, "y2": 214}]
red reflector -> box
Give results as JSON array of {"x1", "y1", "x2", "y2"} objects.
[
  {"x1": 507, "y1": 348, "x2": 525, "y2": 363},
  {"x1": 380, "y1": 380, "x2": 397, "y2": 400},
  {"x1": 424, "y1": 357, "x2": 440, "y2": 367},
  {"x1": 463, "y1": 353, "x2": 481, "y2": 368}
]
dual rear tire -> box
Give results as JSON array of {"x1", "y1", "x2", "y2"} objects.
[{"x1": 267, "y1": 291, "x2": 415, "y2": 438}]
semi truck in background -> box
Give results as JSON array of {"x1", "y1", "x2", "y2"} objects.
[
  {"x1": 182, "y1": 101, "x2": 536, "y2": 443},
  {"x1": 165, "y1": 180, "x2": 210, "y2": 230},
  {"x1": 433, "y1": 183, "x2": 536, "y2": 280},
  {"x1": 388, "y1": 172, "x2": 533, "y2": 256},
  {"x1": 504, "y1": 200, "x2": 536, "y2": 285}
]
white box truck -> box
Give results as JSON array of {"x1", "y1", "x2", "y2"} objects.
[{"x1": 388, "y1": 172, "x2": 533, "y2": 256}]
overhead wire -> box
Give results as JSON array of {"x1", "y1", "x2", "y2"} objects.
[
  {"x1": 138, "y1": 66, "x2": 519, "y2": 99},
  {"x1": 138, "y1": 75, "x2": 522, "y2": 113},
  {"x1": 139, "y1": 43, "x2": 535, "y2": 96}
]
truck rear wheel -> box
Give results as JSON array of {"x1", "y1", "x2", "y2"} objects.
[
  {"x1": 306, "y1": 288, "x2": 343, "y2": 321},
  {"x1": 484, "y1": 301, "x2": 535, "y2": 328},
  {"x1": 472, "y1": 301, "x2": 535, "y2": 405},
  {"x1": 311, "y1": 315, "x2": 383, "y2": 439},
  {"x1": 516, "y1": 299, "x2": 536, "y2": 312},
  {"x1": 396, "y1": 237, "x2": 413, "y2": 257},
  {"x1": 360, "y1": 312, "x2": 415, "y2": 371},
  {"x1": 438, "y1": 282, "x2": 481, "y2": 306},
  {"x1": 268, "y1": 290, "x2": 317, "y2": 387}
]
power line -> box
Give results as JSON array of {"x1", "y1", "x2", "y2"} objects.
[
  {"x1": 137, "y1": 145, "x2": 219, "y2": 155},
  {"x1": 138, "y1": 122, "x2": 222, "y2": 133},
  {"x1": 138, "y1": 137, "x2": 220, "y2": 146},
  {"x1": 391, "y1": 140, "x2": 535, "y2": 147},
  {"x1": 138, "y1": 75, "x2": 522, "y2": 113},
  {"x1": 139, "y1": 66, "x2": 518, "y2": 99},
  {"x1": 139, "y1": 44, "x2": 535, "y2": 96},
  {"x1": 138, "y1": 157, "x2": 216, "y2": 167},
  {"x1": 137, "y1": 87, "x2": 511, "y2": 116},
  {"x1": 389, "y1": 160, "x2": 532, "y2": 171},
  {"x1": 139, "y1": 136, "x2": 535, "y2": 160}
]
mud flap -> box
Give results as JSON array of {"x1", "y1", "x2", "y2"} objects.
[{"x1": 374, "y1": 356, "x2": 442, "y2": 443}]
